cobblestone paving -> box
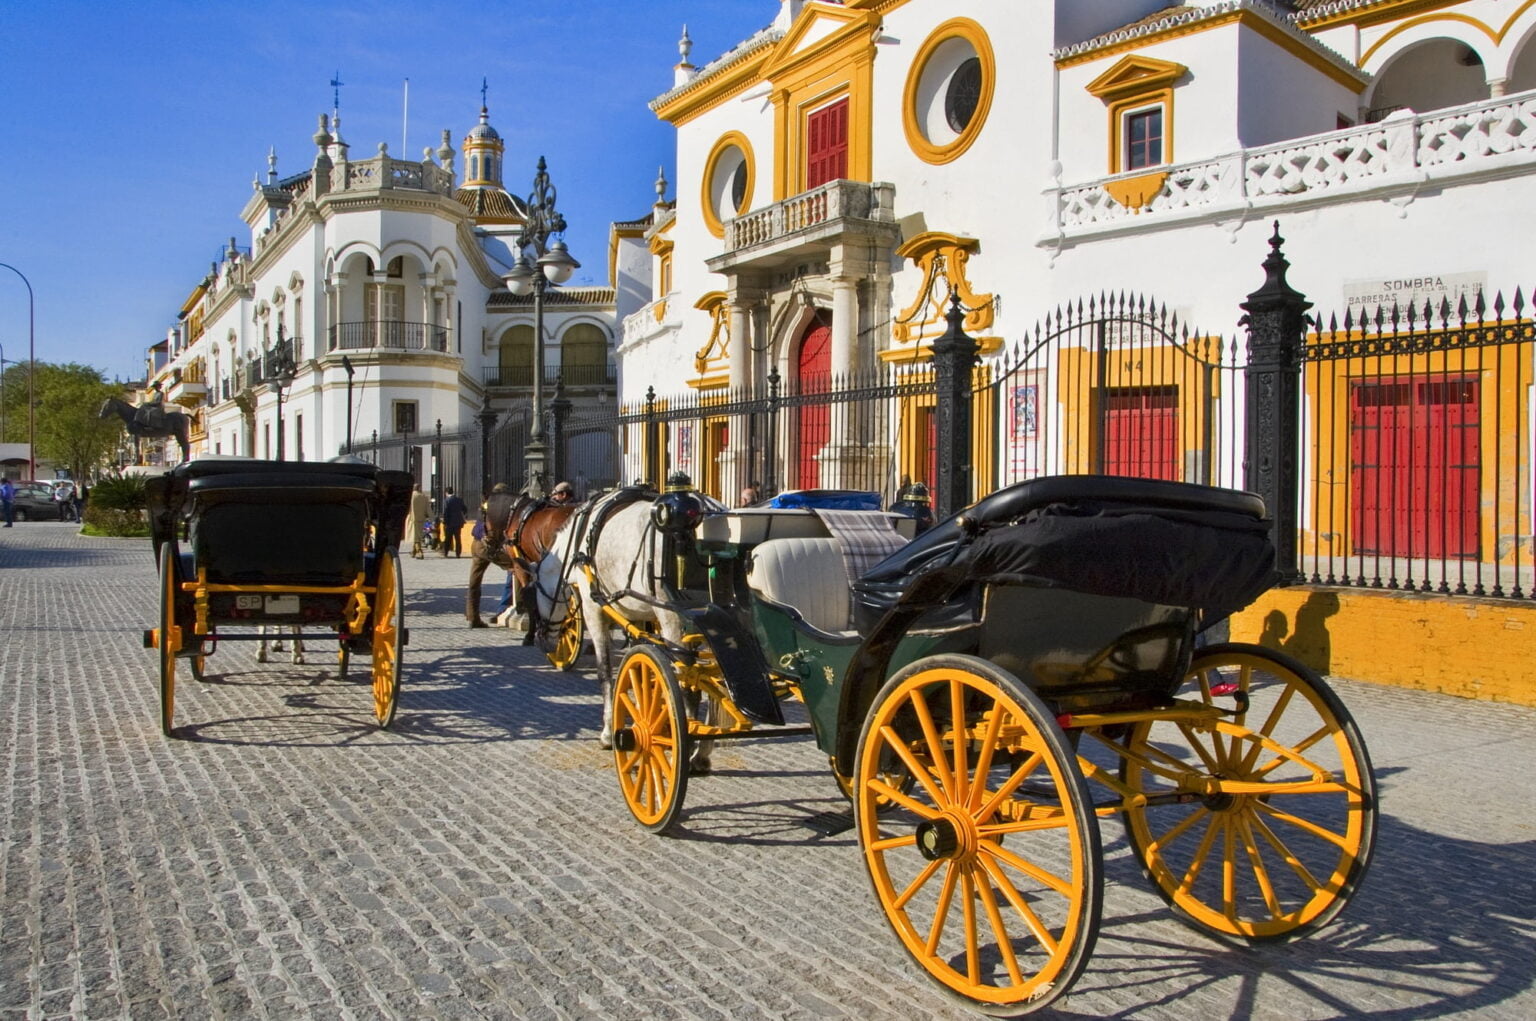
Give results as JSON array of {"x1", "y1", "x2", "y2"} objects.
[{"x1": 2, "y1": 520, "x2": 1534, "y2": 1019}]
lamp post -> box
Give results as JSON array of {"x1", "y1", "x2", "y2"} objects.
[
  {"x1": 476, "y1": 397, "x2": 497, "y2": 502},
  {"x1": 266, "y1": 325, "x2": 298, "y2": 460},
  {"x1": 501, "y1": 156, "x2": 579, "y2": 497},
  {"x1": 0, "y1": 343, "x2": 10, "y2": 443},
  {"x1": 0, "y1": 263, "x2": 35, "y2": 479},
  {"x1": 341, "y1": 355, "x2": 355, "y2": 453}
]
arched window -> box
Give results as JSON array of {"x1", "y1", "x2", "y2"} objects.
[
  {"x1": 559, "y1": 323, "x2": 608, "y2": 386},
  {"x1": 499, "y1": 325, "x2": 535, "y2": 386}
]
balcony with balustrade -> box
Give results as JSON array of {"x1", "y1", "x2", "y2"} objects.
[
  {"x1": 1042, "y1": 92, "x2": 1536, "y2": 243},
  {"x1": 482, "y1": 363, "x2": 616, "y2": 390},
  {"x1": 327, "y1": 322, "x2": 448, "y2": 353},
  {"x1": 707, "y1": 179, "x2": 901, "y2": 274},
  {"x1": 167, "y1": 363, "x2": 208, "y2": 407}
]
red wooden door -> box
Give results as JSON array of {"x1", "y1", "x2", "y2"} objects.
[
  {"x1": 1103, "y1": 387, "x2": 1179, "y2": 480},
  {"x1": 806, "y1": 99, "x2": 849, "y2": 189},
  {"x1": 1351, "y1": 377, "x2": 1479, "y2": 557},
  {"x1": 796, "y1": 321, "x2": 832, "y2": 490}
]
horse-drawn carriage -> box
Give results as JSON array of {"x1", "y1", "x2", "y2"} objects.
[
  {"x1": 143, "y1": 458, "x2": 413, "y2": 736},
  {"x1": 538, "y1": 474, "x2": 1376, "y2": 1015}
]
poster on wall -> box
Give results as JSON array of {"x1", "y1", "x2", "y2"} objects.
[
  {"x1": 676, "y1": 423, "x2": 693, "y2": 475},
  {"x1": 1007, "y1": 382, "x2": 1039, "y2": 484}
]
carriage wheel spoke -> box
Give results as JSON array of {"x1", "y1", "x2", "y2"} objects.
[
  {"x1": 893, "y1": 856, "x2": 945, "y2": 911},
  {"x1": 950, "y1": 680, "x2": 970, "y2": 808},
  {"x1": 967, "y1": 704, "x2": 1006, "y2": 812},
  {"x1": 908, "y1": 691, "x2": 958, "y2": 800},
  {"x1": 1150, "y1": 804, "x2": 1210, "y2": 856},
  {"x1": 977, "y1": 752, "x2": 1044, "y2": 822},
  {"x1": 878, "y1": 724, "x2": 947, "y2": 806},
  {"x1": 1249, "y1": 810, "x2": 1326, "y2": 894},
  {"x1": 1176, "y1": 813, "x2": 1223, "y2": 895},
  {"x1": 1176, "y1": 720, "x2": 1226, "y2": 775},
  {"x1": 1253, "y1": 799, "x2": 1352, "y2": 851},
  {"x1": 979, "y1": 846, "x2": 1059, "y2": 955},
  {"x1": 985, "y1": 839, "x2": 1074, "y2": 899},
  {"x1": 924, "y1": 863, "x2": 960, "y2": 956},
  {"x1": 869, "y1": 777, "x2": 939, "y2": 820},
  {"x1": 1237, "y1": 814, "x2": 1283, "y2": 920},
  {"x1": 1221, "y1": 819, "x2": 1239, "y2": 922},
  {"x1": 961, "y1": 870, "x2": 981, "y2": 986},
  {"x1": 974, "y1": 871, "x2": 1025, "y2": 987}
]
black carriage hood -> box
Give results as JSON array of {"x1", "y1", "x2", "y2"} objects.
[{"x1": 852, "y1": 476, "x2": 1279, "y2": 629}]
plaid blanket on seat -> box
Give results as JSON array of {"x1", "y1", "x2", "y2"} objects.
[{"x1": 812, "y1": 509, "x2": 909, "y2": 587}]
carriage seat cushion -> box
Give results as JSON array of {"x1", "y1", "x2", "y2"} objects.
[{"x1": 747, "y1": 538, "x2": 854, "y2": 635}]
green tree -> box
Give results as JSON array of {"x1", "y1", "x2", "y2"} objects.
[{"x1": 24, "y1": 362, "x2": 127, "y2": 479}]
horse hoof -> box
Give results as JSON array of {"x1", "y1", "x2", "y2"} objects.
[
  {"x1": 691, "y1": 758, "x2": 712, "y2": 776},
  {"x1": 599, "y1": 735, "x2": 613, "y2": 750}
]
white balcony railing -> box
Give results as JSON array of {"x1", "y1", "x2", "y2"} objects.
[
  {"x1": 723, "y1": 179, "x2": 896, "y2": 254},
  {"x1": 1044, "y1": 92, "x2": 1536, "y2": 240}
]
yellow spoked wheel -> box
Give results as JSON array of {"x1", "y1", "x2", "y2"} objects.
[
  {"x1": 612, "y1": 647, "x2": 690, "y2": 834},
  {"x1": 370, "y1": 547, "x2": 404, "y2": 728},
  {"x1": 1119, "y1": 642, "x2": 1376, "y2": 942},
  {"x1": 189, "y1": 644, "x2": 209, "y2": 682},
  {"x1": 156, "y1": 547, "x2": 182, "y2": 737},
  {"x1": 542, "y1": 589, "x2": 583, "y2": 672},
  {"x1": 855, "y1": 655, "x2": 1100, "y2": 1016}
]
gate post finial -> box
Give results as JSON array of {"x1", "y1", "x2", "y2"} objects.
[
  {"x1": 931, "y1": 290, "x2": 981, "y2": 521},
  {"x1": 1239, "y1": 222, "x2": 1310, "y2": 584}
]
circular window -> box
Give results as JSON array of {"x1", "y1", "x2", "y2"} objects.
[
  {"x1": 701, "y1": 132, "x2": 756, "y2": 239},
  {"x1": 904, "y1": 19, "x2": 994, "y2": 165}
]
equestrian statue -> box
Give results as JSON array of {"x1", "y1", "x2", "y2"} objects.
[{"x1": 100, "y1": 383, "x2": 192, "y2": 462}]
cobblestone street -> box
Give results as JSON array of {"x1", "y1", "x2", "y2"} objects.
[{"x1": 2, "y1": 521, "x2": 1534, "y2": 1019}]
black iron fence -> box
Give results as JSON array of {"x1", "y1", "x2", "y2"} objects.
[
  {"x1": 479, "y1": 226, "x2": 1533, "y2": 602},
  {"x1": 1301, "y1": 295, "x2": 1533, "y2": 598}
]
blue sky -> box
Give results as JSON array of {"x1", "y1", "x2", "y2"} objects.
[{"x1": 0, "y1": 1, "x2": 772, "y2": 382}]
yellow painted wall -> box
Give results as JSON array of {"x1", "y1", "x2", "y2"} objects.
[{"x1": 1230, "y1": 586, "x2": 1536, "y2": 706}]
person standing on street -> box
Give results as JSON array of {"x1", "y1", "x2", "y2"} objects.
[
  {"x1": 1, "y1": 478, "x2": 14, "y2": 527},
  {"x1": 466, "y1": 482, "x2": 519, "y2": 627},
  {"x1": 405, "y1": 483, "x2": 431, "y2": 559},
  {"x1": 441, "y1": 487, "x2": 467, "y2": 557}
]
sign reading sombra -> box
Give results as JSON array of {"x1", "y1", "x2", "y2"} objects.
[{"x1": 1343, "y1": 271, "x2": 1487, "y2": 313}]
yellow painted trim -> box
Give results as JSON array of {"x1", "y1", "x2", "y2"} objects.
[
  {"x1": 901, "y1": 18, "x2": 996, "y2": 166},
  {"x1": 1231, "y1": 586, "x2": 1536, "y2": 706},
  {"x1": 891, "y1": 232, "x2": 994, "y2": 347},
  {"x1": 1104, "y1": 170, "x2": 1170, "y2": 210},
  {"x1": 894, "y1": 365, "x2": 994, "y2": 502},
  {"x1": 1085, "y1": 54, "x2": 1187, "y2": 100},
  {"x1": 1360, "y1": 11, "x2": 1501, "y2": 67},
  {"x1": 700, "y1": 131, "x2": 757, "y2": 240},
  {"x1": 688, "y1": 371, "x2": 731, "y2": 391},
  {"x1": 692, "y1": 291, "x2": 730, "y2": 375},
  {"x1": 1298, "y1": 0, "x2": 1461, "y2": 31},
  {"x1": 653, "y1": 46, "x2": 775, "y2": 127},
  {"x1": 878, "y1": 334, "x2": 1003, "y2": 362},
  {"x1": 1061, "y1": 10, "x2": 1368, "y2": 92},
  {"x1": 768, "y1": 6, "x2": 878, "y2": 199},
  {"x1": 647, "y1": 234, "x2": 674, "y2": 257}
]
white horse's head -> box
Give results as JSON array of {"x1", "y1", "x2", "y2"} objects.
[{"x1": 535, "y1": 515, "x2": 578, "y2": 624}]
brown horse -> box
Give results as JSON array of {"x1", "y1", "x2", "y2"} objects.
[{"x1": 496, "y1": 496, "x2": 580, "y2": 644}]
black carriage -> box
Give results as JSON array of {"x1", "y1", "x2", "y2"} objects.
[
  {"x1": 144, "y1": 458, "x2": 413, "y2": 736},
  {"x1": 561, "y1": 474, "x2": 1376, "y2": 1015}
]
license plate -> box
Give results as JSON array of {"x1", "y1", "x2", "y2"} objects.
[
  {"x1": 264, "y1": 595, "x2": 301, "y2": 614},
  {"x1": 235, "y1": 594, "x2": 262, "y2": 610}
]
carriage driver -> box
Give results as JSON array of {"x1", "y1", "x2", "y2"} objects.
[{"x1": 466, "y1": 482, "x2": 520, "y2": 628}]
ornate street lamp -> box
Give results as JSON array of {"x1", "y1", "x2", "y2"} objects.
[
  {"x1": 266, "y1": 325, "x2": 298, "y2": 460},
  {"x1": 502, "y1": 156, "x2": 579, "y2": 497},
  {"x1": 341, "y1": 355, "x2": 356, "y2": 453},
  {"x1": 0, "y1": 263, "x2": 35, "y2": 479}
]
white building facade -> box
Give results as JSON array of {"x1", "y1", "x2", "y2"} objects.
[
  {"x1": 148, "y1": 103, "x2": 622, "y2": 499},
  {"x1": 620, "y1": 0, "x2": 1536, "y2": 515}
]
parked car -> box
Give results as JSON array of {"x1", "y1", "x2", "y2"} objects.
[{"x1": 10, "y1": 482, "x2": 66, "y2": 521}]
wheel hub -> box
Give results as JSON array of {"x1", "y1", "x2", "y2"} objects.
[
  {"x1": 612, "y1": 727, "x2": 639, "y2": 753},
  {"x1": 915, "y1": 810, "x2": 978, "y2": 862}
]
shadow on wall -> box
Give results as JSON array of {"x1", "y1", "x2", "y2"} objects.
[{"x1": 1258, "y1": 590, "x2": 1341, "y2": 674}]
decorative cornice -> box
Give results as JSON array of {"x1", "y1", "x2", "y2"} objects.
[
  {"x1": 487, "y1": 286, "x2": 616, "y2": 310},
  {"x1": 650, "y1": 28, "x2": 783, "y2": 119}
]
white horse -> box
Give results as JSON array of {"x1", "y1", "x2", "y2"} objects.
[{"x1": 535, "y1": 499, "x2": 695, "y2": 751}]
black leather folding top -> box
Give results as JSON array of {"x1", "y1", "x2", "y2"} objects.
[{"x1": 852, "y1": 475, "x2": 1276, "y2": 631}]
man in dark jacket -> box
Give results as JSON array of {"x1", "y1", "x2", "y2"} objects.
[
  {"x1": 465, "y1": 483, "x2": 519, "y2": 627},
  {"x1": 441, "y1": 486, "x2": 468, "y2": 557}
]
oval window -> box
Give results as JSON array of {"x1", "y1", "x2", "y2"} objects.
[
  {"x1": 904, "y1": 20, "x2": 994, "y2": 165},
  {"x1": 701, "y1": 133, "x2": 756, "y2": 238}
]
